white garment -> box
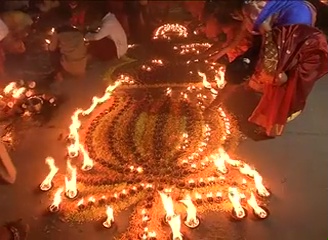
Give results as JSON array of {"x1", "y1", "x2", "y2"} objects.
[
  {"x1": 85, "y1": 13, "x2": 128, "y2": 58},
  {"x1": 0, "y1": 19, "x2": 9, "y2": 41}
]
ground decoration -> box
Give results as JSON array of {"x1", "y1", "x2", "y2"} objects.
[{"x1": 39, "y1": 24, "x2": 271, "y2": 240}]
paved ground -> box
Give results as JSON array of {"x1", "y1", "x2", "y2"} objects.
[{"x1": 0, "y1": 54, "x2": 327, "y2": 240}]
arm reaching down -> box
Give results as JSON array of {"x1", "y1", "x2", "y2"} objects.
[{"x1": 208, "y1": 23, "x2": 248, "y2": 62}]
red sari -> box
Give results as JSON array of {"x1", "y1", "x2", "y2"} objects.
[{"x1": 248, "y1": 24, "x2": 328, "y2": 136}]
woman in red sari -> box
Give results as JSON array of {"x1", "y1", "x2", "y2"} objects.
[{"x1": 211, "y1": 0, "x2": 328, "y2": 137}]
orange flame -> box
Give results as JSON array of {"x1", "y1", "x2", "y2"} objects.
[
  {"x1": 66, "y1": 81, "x2": 121, "y2": 160},
  {"x1": 103, "y1": 205, "x2": 114, "y2": 228},
  {"x1": 239, "y1": 163, "x2": 255, "y2": 177},
  {"x1": 40, "y1": 157, "x2": 59, "y2": 191},
  {"x1": 253, "y1": 172, "x2": 270, "y2": 197},
  {"x1": 247, "y1": 192, "x2": 268, "y2": 218},
  {"x1": 215, "y1": 67, "x2": 226, "y2": 89},
  {"x1": 50, "y1": 187, "x2": 63, "y2": 209},
  {"x1": 198, "y1": 72, "x2": 212, "y2": 89},
  {"x1": 228, "y1": 187, "x2": 245, "y2": 219},
  {"x1": 159, "y1": 192, "x2": 175, "y2": 219},
  {"x1": 65, "y1": 160, "x2": 77, "y2": 199},
  {"x1": 77, "y1": 198, "x2": 84, "y2": 206},
  {"x1": 79, "y1": 144, "x2": 94, "y2": 171}
]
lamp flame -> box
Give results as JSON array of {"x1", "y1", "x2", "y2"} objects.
[
  {"x1": 198, "y1": 72, "x2": 212, "y2": 89},
  {"x1": 103, "y1": 206, "x2": 114, "y2": 228},
  {"x1": 228, "y1": 187, "x2": 246, "y2": 219},
  {"x1": 49, "y1": 187, "x2": 63, "y2": 212},
  {"x1": 65, "y1": 160, "x2": 78, "y2": 199},
  {"x1": 180, "y1": 194, "x2": 199, "y2": 228},
  {"x1": 168, "y1": 215, "x2": 183, "y2": 240},
  {"x1": 79, "y1": 144, "x2": 94, "y2": 171},
  {"x1": 253, "y1": 172, "x2": 270, "y2": 197},
  {"x1": 40, "y1": 157, "x2": 59, "y2": 191},
  {"x1": 159, "y1": 192, "x2": 175, "y2": 220},
  {"x1": 247, "y1": 192, "x2": 268, "y2": 219}
]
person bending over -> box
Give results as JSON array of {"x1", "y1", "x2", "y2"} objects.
[
  {"x1": 48, "y1": 8, "x2": 87, "y2": 80},
  {"x1": 209, "y1": 0, "x2": 328, "y2": 137},
  {"x1": 84, "y1": 9, "x2": 128, "y2": 62}
]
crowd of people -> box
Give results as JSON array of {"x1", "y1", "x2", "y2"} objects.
[{"x1": 0, "y1": 0, "x2": 328, "y2": 238}]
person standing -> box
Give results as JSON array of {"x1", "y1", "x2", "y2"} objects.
[{"x1": 84, "y1": 10, "x2": 128, "y2": 61}]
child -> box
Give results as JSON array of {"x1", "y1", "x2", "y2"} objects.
[{"x1": 48, "y1": 8, "x2": 87, "y2": 79}]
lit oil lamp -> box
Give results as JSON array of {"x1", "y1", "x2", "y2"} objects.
[
  {"x1": 88, "y1": 196, "x2": 96, "y2": 206},
  {"x1": 129, "y1": 186, "x2": 138, "y2": 194},
  {"x1": 188, "y1": 179, "x2": 196, "y2": 188},
  {"x1": 247, "y1": 192, "x2": 269, "y2": 219},
  {"x1": 213, "y1": 153, "x2": 228, "y2": 174},
  {"x1": 110, "y1": 193, "x2": 118, "y2": 202},
  {"x1": 253, "y1": 172, "x2": 271, "y2": 198},
  {"x1": 99, "y1": 195, "x2": 107, "y2": 205},
  {"x1": 218, "y1": 176, "x2": 226, "y2": 184},
  {"x1": 206, "y1": 192, "x2": 214, "y2": 202},
  {"x1": 168, "y1": 214, "x2": 183, "y2": 240},
  {"x1": 65, "y1": 160, "x2": 78, "y2": 199},
  {"x1": 194, "y1": 192, "x2": 202, "y2": 205},
  {"x1": 48, "y1": 188, "x2": 63, "y2": 213},
  {"x1": 180, "y1": 195, "x2": 200, "y2": 229},
  {"x1": 239, "y1": 163, "x2": 255, "y2": 178},
  {"x1": 148, "y1": 231, "x2": 157, "y2": 240},
  {"x1": 215, "y1": 192, "x2": 222, "y2": 202},
  {"x1": 198, "y1": 178, "x2": 205, "y2": 187},
  {"x1": 145, "y1": 184, "x2": 153, "y2": 191},
  {"x1": 103, "y1": 206, "x2": 114, "y2": 228},
  {"x1": 40, "y1": 157, "x2": 59, "y2": 191},
  {"x1": 120, "y1": 189, "x2": 128, "y2": 198},
  {"x1": 77, "y1": 198, "x2": 85, "y2": 210},
  {"x1": 241, "y1": 178, "x2": 247, "y2": 190},
  {"x1": 228, "y1": 187, "x2": 247, "y2": 220},
  {"x1": 207, "y1": 176, "x2": 215, "y2": 184},
  {"x1": 79, "y1": 144, "x2": 94, "y2": 171},
  {"x1": 159, "y1": 192, "x2": 175, "y2": 223}
]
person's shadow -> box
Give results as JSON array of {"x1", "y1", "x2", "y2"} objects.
[{"x1": 207, "y1": 85, "x2": 274, "y2": 141}]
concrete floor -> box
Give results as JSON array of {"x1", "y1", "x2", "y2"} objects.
[{"x1": 0, "y1": 56, "x2": 327, "y2": 240}]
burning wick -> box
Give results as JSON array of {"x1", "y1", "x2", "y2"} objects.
[
  {"x1": 102, "y1": 206, "x2": 114, "y2": 228},
  {"x1": 228, "y1": 187, "x2": 246, "y2": 219},
  {"x1": 180, "y1": 195, "x2": 200, "y2": 229},
  {"x1": 48, "y1": 188, "x2": 63, "y2": 213},
  {"x1": 247, "y1": 193, "x2": 268, "y2": 219},
  {"x1": 40, "y1": 157, "x2": 59, "y2": 191}
]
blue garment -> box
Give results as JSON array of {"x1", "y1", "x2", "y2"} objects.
[{"x1": 253, "y1": 0, "x2": 313, "y2": 31}]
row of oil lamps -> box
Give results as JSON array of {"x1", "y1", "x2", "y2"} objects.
[
  {"x1": 44, "y1": 184, "x2": 268, "y2": 240},
  {"x1": 153, "y1": 23, "x2": 188, "y2": 40}
]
